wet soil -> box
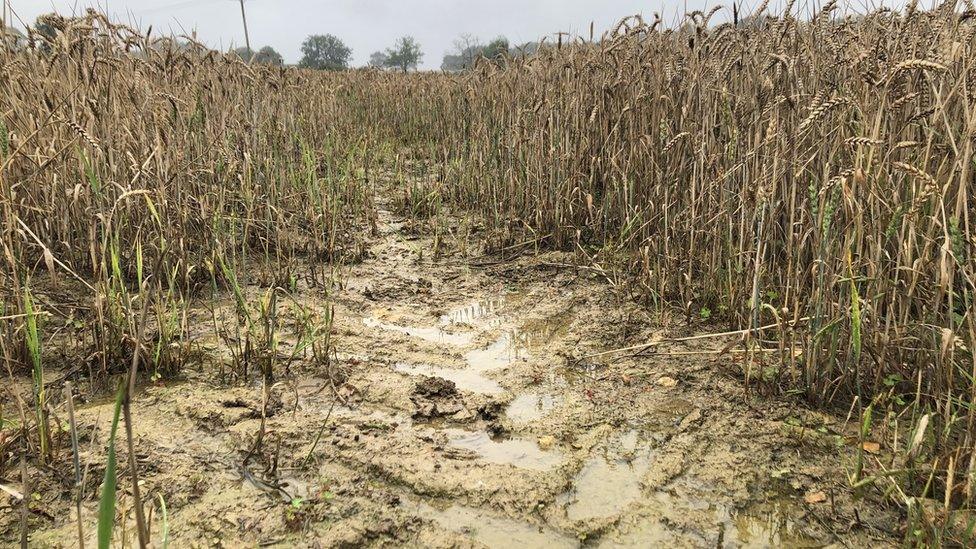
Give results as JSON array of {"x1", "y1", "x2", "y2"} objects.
[{"x1": 2, "y1": 191, "x2": 903, "y2": 547}]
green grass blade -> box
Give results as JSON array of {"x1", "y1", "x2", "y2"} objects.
[
  {"x1": 97, "y1": 384, "x2": 125, "y2": 549},
  {"x1": 157, "y1": 494, "x2": 170, "y2": 549},
  {"x1": 0, "y1": 118, "x2": 8, "y2": 160}
]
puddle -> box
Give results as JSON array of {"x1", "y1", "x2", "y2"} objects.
[
  {"x1": 404, "y1": 500, "x2": 579, "y2": 549},
  {"x1": 597, "y1": 520, "x2": 680, "y2": 547},
  {"x1": 464, "y1": 310, "x2": 570, "y2": 372},
  {"x1": 563, "y1": 451, "x2": 813, "y2": 545},
  {"x1": 559, "y1": 361, "x2": 607, "y2": 385},
  {"x1": 559, "y1": 431, "x2": 653, "y2": 522},
  {"x1": 369, "y1": 299, "x2": 573, "y2": 399},
  {"x1": 444, "y1": 428, "x2": 562, "y2": 471},
  {"x1": 363, "y1": 317, "x2": 474, "y2": 346},
  {"x1": 440, "y1": 297, "x2": 506, "y2": 326},
  {"x1": 466, "y1": 311, "x2": 573, "y2": 372},
  {"x1": 729, "y1": 498, "x2": 814, "y2": 547},
  {"x1": 640, "y1": 398, "x2": 698, "y2": 442},
  {"x1": 561, "y1": 454, "x2": 653, "y2": 521},
  {"x1": 512, "y1": 309, "x2": 573, "y2": 350},
  {"x1": 506, "y1": 391, "x2": 558, "y2": 423},
  {"x1": 653, "y1": 478, "x2": 818, "y2": 548},
  {"x1": 394, "y1": 362, "x2": 504, "y2": 394},
  {"x1": 364, "y1": 296, "x2": 512, "y2": 348},
  {"x1": 392, "y1": 331, "x2": 531, "y2": 396},
  {"x1": 464, "y1": 332, "x2": 527, "y2": 371}
]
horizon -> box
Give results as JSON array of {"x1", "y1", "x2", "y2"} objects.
[{"x1": 0, "y1": 0, "x2": 883, "y2": 70}]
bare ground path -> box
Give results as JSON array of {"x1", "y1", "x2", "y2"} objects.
[{"x1": 12, "y1": 190, "x2": 901, "y2": 548}]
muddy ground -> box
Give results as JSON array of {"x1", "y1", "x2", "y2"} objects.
[{"x1": 2, "y1": 188, "x2": 904, "y2": 547}]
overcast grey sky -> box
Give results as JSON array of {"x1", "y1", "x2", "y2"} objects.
[
  {"x1": 5, "y1": 1, "x2": 898, "y2": 68},
  {"x1": 4, "y1": 0, "x2": 741, "y2": 69}
]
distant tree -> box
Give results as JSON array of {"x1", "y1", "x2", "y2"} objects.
[
  {"x1": 441, "y1": 33, "x2": 482, "y2": 72},
  {"x1": 454, "y1": 33, "x2": 481, "y2": 66},
  {"x1": 441, "y1": 34, "x2": 513, "y2": 72},
  {"x1": 513, "y1": 41, "x2": 541, "y2": 56},
  {"x1": 481, "y1": 36, "x2": 509, "y2": 61},
  {"x1": 232, "y1": 46, "x2": 251, "y2": 58},
  {"x1": 509, "y1": 40, "x2": 543, "y2": 61},
  {"x1": 299, "y1": 34, "x2": 352, "y2": 70},
  {"x1": 736, "y1": 15, "x2": 773, "y2": 29},
  {"x1": 1, "y1": 26, "x2": 26, "y2": 50},
  {"x1": 440, "y1": 52, "x2": 465, "y2": 72},
  {"x1": 255, "y1": 46, "x2": 283, "y2": 65},
  {"x1": 369, "y1": 50, "x2": 390, "y2": 68},
  {"x1": 30, "y1": 13, "x2": 65, "y2": 51},
  {"x1": 384, "y1": 36, "x2": 423, "y2": 73},
  {"x1": 32, "y1": 13, "x2": 62, "y2": 41},
  {"x1": 232, "y1": 46, "x2": 283, "y2": 65},
  {"x1": 149, "y1": 37, "x2": 216, "y2": 57}
]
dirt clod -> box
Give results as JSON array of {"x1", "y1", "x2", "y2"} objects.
[{"x1": 414, "y1": 376, "x2": 458, "y2": 398}]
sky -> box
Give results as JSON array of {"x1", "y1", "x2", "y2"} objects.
[{"x1": 3, "y1": 0, "x2": 741, "y2": 69}]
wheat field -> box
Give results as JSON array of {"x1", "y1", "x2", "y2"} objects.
[{"x1": 1, "y1": 3, "x2": 975, "y2": 546}]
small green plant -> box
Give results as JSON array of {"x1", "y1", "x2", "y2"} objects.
[
  {"x1": 23, "y1": 287, "x2": 48, "y2": 463},
  {"x1": 284, "y1": 496, "x2": 310, "y2": 530},
  {"x1": 852, "y1": 404, "x2": 873, "y2": 489}
]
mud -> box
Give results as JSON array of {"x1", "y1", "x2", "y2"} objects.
[{"x1": 1, "y1": 195, "x2": 904, "y2": 548}]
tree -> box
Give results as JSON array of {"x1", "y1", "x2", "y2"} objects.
[
  {"x1": 33, "y1": 13, "x2": 62, "y2": 41},
  {"x1": 736, "y1": 15, "x2": 773, "y2": 29},
  {"x1": 441, "y1": 34, "x2": 512, "y2": 72},
  {"x1": 454, "y1": 34, "x2": 481, "y2": 66},
  {"x1": 384, "y1": 36, "x2": 423, "y2": 73},
  {"x1": 440, "y1": 52, "x2": 465, "y2": 72},
  {"x1": 299, "y1": 34, "x2": 351, "y2": 71},
  {"x1": 481, "y1": 36, "x2": 509, "y2": 61},
  {"x1": 255, "y1": 46, "x2": 283, "y2": 65},
  {"x1": 513, "y1": 41, "x2": 541, "y2": 57},
  {"x1": 441, "y1": 33, "x2": 482, "y2": 72},
  {"x1": 31, "y1": 13, "x2": 65, "y2": 51},
  {"x1": 232, "y1": 46, "x2": 282, "y2": 65},
  {"x1": 368, "y1": 51, "x2": 389, "y2": 69},
  {"x1": 1, "y1": 27, "x2": 26, "y2": 50}
]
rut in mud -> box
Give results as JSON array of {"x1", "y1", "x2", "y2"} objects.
[{"x1": 11, "y1": 197, "x2": 902, "y2": 548}]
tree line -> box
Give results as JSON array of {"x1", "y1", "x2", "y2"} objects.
[
  {"x1": 240, "y1": 34, "x2": 424, "y2": 72},
  {"x1": 440, "y1": 35, "x2": 540, "y2": 72},
  {"x1": 16, "y1": 14, "x2": 540, "y2": 73},
  {"x1": 237, "y1": 33, "x2": 537, "y2": 72}
]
